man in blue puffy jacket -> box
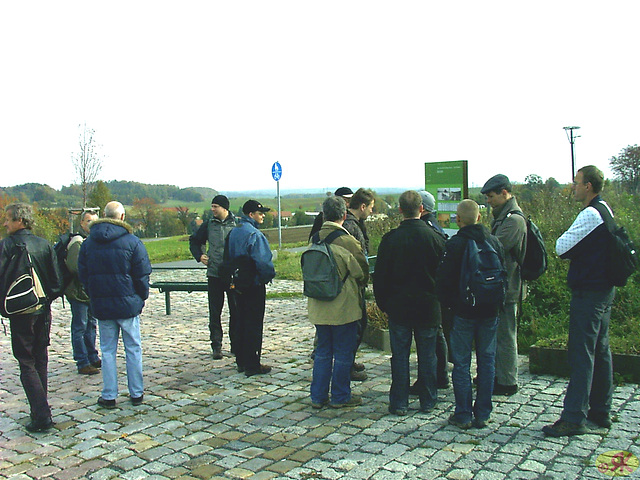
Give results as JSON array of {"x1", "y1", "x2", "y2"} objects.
[
  {"x1": 227, "y1": 200, "x2": 276, "y2": 377},
  {"x1": 79, "y1": 201, "x2": 151, "y2": 409}
]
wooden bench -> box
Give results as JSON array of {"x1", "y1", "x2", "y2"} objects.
[{"x1": 150, "y1": 281, "x2": 208, "y2": 315}]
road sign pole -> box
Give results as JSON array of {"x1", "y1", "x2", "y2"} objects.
[{"x1": 277, "y1": 180, "x2": 281, "y2": 249}]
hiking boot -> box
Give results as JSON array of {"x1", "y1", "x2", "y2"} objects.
[
  {"x1": 26, "y1": 417, "x2": 54, "y2": 433},
  {"x1": 542, "y1": 419, "x2": 587, "y2": 437},
  {"x1": 587, "y1": 411, "x2": 613, "y2": 428},
  {"x1": 78, "y1": 365, "x2": 100, "y2": 375},
  {"x1": 97, "y1": 396, "x2": 117, "y2": 409},
  {"x1": 131, "y1": 395, "x2": 144, "y2": 406},
  {"x1": 350, "y1": 369, "x2": 368, "y2": 381},
  {"x1": 352, "y1": 362, "x2": 365, "y2": 372},
  {"x1": 212, "y1": 348, "x2": 223, "y2": 360},
  {"x1": 448, "y1": 414, "x2": 472, "y2": 430},
  {"x1": 311, "y1": 398, "x2": 329, "y2": 409},
  {"x1": 493, "y1": 383, "x2": 518, "y2": 396},
  {"x1": 389, "y1": 407, "x2": 407, "y2": 416},
  {"x1": 91, "y1": 360, "x2": 102, "y2": 368},
  {"x1": 330, "y1": 395, "x2": 362, "y2": 409},
  {"x1": 473, "y1": 417, "x2": 491, "y2": 428},
  {"x1": 245, "y1": 364, "x2": 272, "y2": 377}
]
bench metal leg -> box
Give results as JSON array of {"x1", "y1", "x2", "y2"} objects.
[{"x1": 165, "y1": 291, "x2": 171, "y2": 315}]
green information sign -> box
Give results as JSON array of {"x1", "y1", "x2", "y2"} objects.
[{"x1": 424, "y1": 160, "x2": 468, "y2": 232}]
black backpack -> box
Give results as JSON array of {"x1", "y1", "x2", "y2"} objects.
[
  {"x1": 459, "y1": 238, "x2": 507, "y2": 308},
  {"x1": 508, "y1": 211, "x2": 548, "y2": 281},
  {"x1": 301, "y1": 230, "x2": 348, "y2": 301},
  {"x1": 53, "y1": 232, "x2": 73, "y2": 294},
  {"x1": 591, "y1": 201, "x2": 639, "y2": 287},
  {"x1": 0, "y1": 237, "x2": 46, "y2": 317}
]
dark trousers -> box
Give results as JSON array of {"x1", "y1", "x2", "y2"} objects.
[
  {"x1": 10, "y1": 311, "x2": 52, "y2": 423},
  {"x1": 232, "y1": 285, "x2": 266, "y2": 370},
  {"x1": 207, "y1": 276, "x2": 238, "y2": 352}
]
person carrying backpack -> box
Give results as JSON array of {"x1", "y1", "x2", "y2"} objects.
[
  {"x1": 481, "y1": 174, "x2": 527, "y2": 397},
  {"x1": 543, "y1": 166, "x2": 618, "y2": 437},
  {"x1": 307, "y1": 196, "x2": 367, "y2": 409},
  {"x1": 436, "y1": 199, "x2": 506, "y2": 430},
  {"x1": 65, "y1": 211, "x2": 101, "y2": 375},
  {"x1": 0, "y1": 203, "x2": 63, "y2": 433}
]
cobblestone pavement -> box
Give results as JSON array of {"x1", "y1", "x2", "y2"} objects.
[{"x1": 1, "y1": 272, "x2": 639, "y2": 480}]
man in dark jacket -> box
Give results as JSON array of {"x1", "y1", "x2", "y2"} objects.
[
  {"x1": 543, "y1": 166, "x2": 616, "y2": 437},
  {"x1": 189, "y1": 195, "x2": 237, "y2": 359},
  {"x1": 66, "y1": 210, "x2": 101, "y2": 375},
  {"x1": 227, "y1": 200, "x2": 276, "y2": 377},
  {"x1": 342, "y1": 187, "x2": 375, "y2": 381},
  {"x1": 436, "y1": 199, "x2": 505, "y2": 429},
  {"x1": 1, "y1": 202, "x2": 63, "y2": 432},
  {"x1": 374, "y1": 191, "x2": 445, "y2": 415},
  {"x1": 79, "y1": 201, "x2": 151, "y2": 409}
]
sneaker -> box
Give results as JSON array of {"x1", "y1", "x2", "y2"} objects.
[
  {"x1": 311, "y1": 399, "x2": 329, "y2": 409},
  {"x1": 493, "y1": 383, "x2": 518, "y2": 396},
  {"x1": 26, "y1": 417, "x2": 54, "y2": 433},
  {"x1": 473, "y1": 417, "x2": 491, "y2": 428},
  {"x1": 78, "y1": 365, "x2": 100, "y2": 375},
  {"x1": 131, "y1": 395, "x2": 144, "y2": 406},
  {"x1": 352, "y1": 362, "x2": 365, "y2": 372},
  {"x1": 350, "y1": 369, "x2": 368, "y2": 381},
  {"x1": 389, "y1": 407, "x2": 407, "y2": 416},
  {"x1": 587, "y1": 411, "x2": 612, "y2": 428},
  {"x1": 448, "y1": 414, "x2": 472, "y2": 430},
  {"x1": 91, "y1": 360, "x2": 102, "y2": 368},
  {"x1": 330, "y1": 395, "x2": 362, "y2": 408},
  {"x1": 542, "y1": 419, "x2": 587, "y2": 437},
  {"x1": 245, "y1": 364, "x2": 272, "y2": 377},
  {"x1": 97, "y1": 396, "x2": 117, "y2": 409},
  {"x1": 212, "y1": 348, "x2": 223, "y2": 360}
]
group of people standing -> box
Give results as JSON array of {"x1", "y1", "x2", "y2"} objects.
[
  {"x1": 303, "y1": 166, "x2": 618, "y2": 438},
  {"x1": 1, "y1": 164, "x2": 618, "y2": 439}
]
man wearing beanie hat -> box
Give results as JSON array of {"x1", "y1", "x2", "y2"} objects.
[
  {"x1": 226, "y1": 200, "x2": 276, "y2": 376},
  {"x1": 480, "y1": 174, "x2": 527, "y2": 396},
  {"x1": 189, "y1": 194, "x2": 238, "y2": 360}
]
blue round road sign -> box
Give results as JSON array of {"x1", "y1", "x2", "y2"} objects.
[{"x1": 272, "y1": 161, "x2": 282, "y2": 181}]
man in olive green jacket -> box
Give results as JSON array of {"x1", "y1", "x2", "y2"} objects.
[{"x1": 308, "y1": 196, "x2": 367, "y2": 409}]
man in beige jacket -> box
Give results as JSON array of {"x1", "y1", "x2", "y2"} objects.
[{"x1": 307, "y1": 195, "x2": 367, "y2": 409}]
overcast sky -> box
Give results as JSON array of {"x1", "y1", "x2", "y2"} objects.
[{"x1": 1, "y1": 1, "x2": 638, "y2": 193}]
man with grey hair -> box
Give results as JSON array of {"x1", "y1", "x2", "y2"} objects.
[
  {"x1": 308, "y1": 196, "x2": 367, "y2": 408},
  {"x1": 1, "y1": 203, "x2": 63, "y2": 432},
  {"x1": 79, "y1": 201, "x2": 151, "y2": 408}
]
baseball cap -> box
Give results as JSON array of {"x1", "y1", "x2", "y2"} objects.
[
  {"x1": 242, "y1": 200, "x2": 271, "y2": 215},
  {"x1": 334, "y1": 187, "x2": 353, "y2": 198}
]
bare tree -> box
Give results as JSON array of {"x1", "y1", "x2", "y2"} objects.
[{"x1": 72, "y1": 123, "x2": 103, "y2": 207}]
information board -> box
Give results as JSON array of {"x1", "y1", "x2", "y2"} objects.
[{"x1": 424, "y1": 160, "x2": 468, "y2": 233}]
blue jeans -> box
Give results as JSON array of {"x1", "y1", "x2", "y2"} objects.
[
  {"x1": 99, "y1": 316, "x2": 143, "y2": 400},
  {"x1": 311, "y1": 322, "x2": 357, "y2": 405},
  {"x1": 450, "y1": 315, "x2": 498, "y2": 423},
  {"x1": 69, "y1": 299, "x2": 100, "y2": 369},
  {"x1": 561, "y1": 288, "x2": 615, "y2": 425},
  {"x1": 389, "y1": 321, "x2": 438, "y2": 411}
]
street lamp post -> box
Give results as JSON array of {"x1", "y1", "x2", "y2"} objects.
[{"x1": 563, "y1": 126, "x2": 581, "y2": 182}]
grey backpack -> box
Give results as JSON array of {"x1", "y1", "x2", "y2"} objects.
[{"x1": 301, "y1": 230, "x2": 348, "y2": 301}]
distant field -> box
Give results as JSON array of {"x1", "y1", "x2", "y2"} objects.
[{"x1": 162, "y1": 195, "x2": 325, "y2": 216}]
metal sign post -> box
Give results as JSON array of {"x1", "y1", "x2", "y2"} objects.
[{"x1": 271, "y1": 162, "x2": 282, "y2": 249}]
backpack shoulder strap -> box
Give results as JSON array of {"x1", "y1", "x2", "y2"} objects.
[
  {"x1": 590, "y1": 201, "x2": 617, "y2": 233},
  {"x1": 321, "y1": 229, "x2": 347, "y2": 245}
]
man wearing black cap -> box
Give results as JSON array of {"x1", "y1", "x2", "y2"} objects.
[
  {"x1": 309, "y1": 187, "x2": 354, "y2": 240},
  {"x1": 480, "y1": 174, "x2": 527, "y2": 396},
  {"x1": 226, "y1": 200, "x2": 276, "y2": 376},
  {"x1": 189, "y1": 195, "x2": 238, "y2": 360}
]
